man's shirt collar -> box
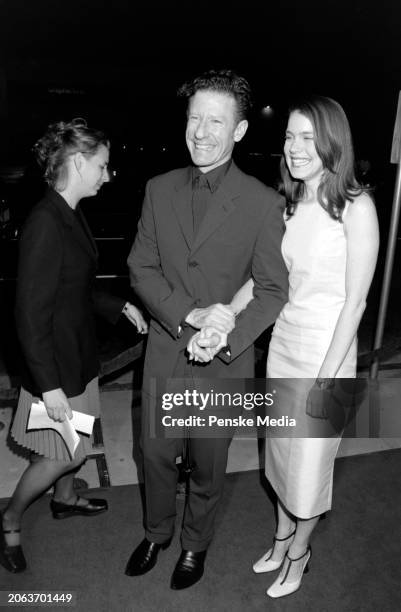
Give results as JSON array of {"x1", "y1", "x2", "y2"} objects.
[{"x1": 192, "y1": 159, "x2": 232, "y2": 193}]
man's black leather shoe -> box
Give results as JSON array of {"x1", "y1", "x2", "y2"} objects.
[
  {"x1": 170, "y1": 549, "x2": 207, "y2": 590},
  {"x1": 125, "y1": 538, "x2": 170, "y2": 576}
]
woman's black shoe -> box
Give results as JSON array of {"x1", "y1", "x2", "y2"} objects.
[
  {"x1": 50, "y1": 496, "x2": 108, "y2": 519},
  {"x1": 0, "y1": 515, "x2": 26, "y2": 573}
]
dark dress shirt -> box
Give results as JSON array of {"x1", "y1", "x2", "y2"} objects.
[{"x1": 191, "y1": 160, "x2": 231, "y2": 235}]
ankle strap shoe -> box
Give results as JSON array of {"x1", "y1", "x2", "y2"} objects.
[
  {"x1": 50, "y1": 496, "x2": 108, "y2": 519},
  {"x1": 266, "y1": 545, "x2": 312, "y2": 599},
  {"x1": 0, "y1": 515, "x2": 26, "y2": 573},
  {"x1": 253, "y1": 529, "x2": 296, "y2": 573}
]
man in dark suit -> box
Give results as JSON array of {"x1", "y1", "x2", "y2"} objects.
[{"x1": 126, "y1": 69, "x2": 288, "y2": 589}]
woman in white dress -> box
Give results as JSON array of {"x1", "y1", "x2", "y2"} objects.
[{"x1": 231, "y1": 96, "x2": 379, "y2": 598}]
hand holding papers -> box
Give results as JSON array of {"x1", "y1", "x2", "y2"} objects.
[{"x1": 28, "y1": 401, "x2": 95, "y2": 458}]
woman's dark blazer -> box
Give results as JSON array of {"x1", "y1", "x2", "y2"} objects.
[{"x1": 15, "y1": 188, "x2": 125, "y2": 397}]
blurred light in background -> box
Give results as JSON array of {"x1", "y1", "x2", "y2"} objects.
[{"x1": 262, "y1": 105, "x2": 274, "y2": 116}]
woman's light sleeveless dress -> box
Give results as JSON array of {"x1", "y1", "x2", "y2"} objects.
[{"x1": 266, "y1": 200, "x2": 356, "y2": 518}]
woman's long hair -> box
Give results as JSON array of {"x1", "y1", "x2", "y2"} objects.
[{"x1": 280, "y1": 96, "x2": 363, "y2": 221}]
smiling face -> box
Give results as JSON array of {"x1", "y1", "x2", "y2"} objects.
[
  {"x1": 186, "y1": 90, "x2": 248, "y2": 173},
  {"x1": 284, "y1": 111, "x2": 324, "y2": 192}
]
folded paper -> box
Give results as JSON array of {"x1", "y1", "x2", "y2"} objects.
[{"x1": 28, "y1": 401, "x2": 95, "y2": 458}]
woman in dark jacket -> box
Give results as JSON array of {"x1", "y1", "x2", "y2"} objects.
[{"x1": 0, "y1": 119, "x2": 147, "y2": 573}]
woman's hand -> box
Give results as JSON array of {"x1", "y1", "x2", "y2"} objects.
[
  {"x1": 185, "y1": 303, "x2": 235, "y2": 333},
  {"x1": 122, "y1": 303, "x2": 148, "y2": 333},
  {"x1": 187, "y1": 327, "x2": 227, "y2": 362},
  {"x1": 42, "y1": 388, "x2": 72, "y2": 422},
  {"x1": 187, "y1": 331, "x2": 212, "y2": 362}
]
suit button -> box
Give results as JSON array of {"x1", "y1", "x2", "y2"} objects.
[{"x1": 188, "y1": 261, "x2": 198, "y2": 267}]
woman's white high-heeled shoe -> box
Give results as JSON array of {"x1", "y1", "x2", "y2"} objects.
[
  {"x1": 266, "y1": 545, "x2": 312, "y2": 598},
  {"x1": 252, "y1": 530, "x2": 295, "y2": 573}
]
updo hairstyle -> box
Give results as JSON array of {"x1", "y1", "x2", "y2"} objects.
[{"x1": 33, "y1": 118, "x2": 109, "y2": 188}]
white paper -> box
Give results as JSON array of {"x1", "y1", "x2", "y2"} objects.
[{"x1": 27, "y1": 401, "x2": 95, "y2": 458}]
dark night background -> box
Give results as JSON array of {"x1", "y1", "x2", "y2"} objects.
[
  {"x1": 0, "y1": 0, "x2": 400, "y2": 168},
  {"x1": 0, "y1": 0, "x2": 400, "y2": 368}
]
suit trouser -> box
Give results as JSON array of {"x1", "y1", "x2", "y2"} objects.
[{"x1": 140, "y1": 372, "x2": 241, "y2": 552}]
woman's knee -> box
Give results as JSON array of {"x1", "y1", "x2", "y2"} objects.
[{"x1": 31, "y1": 455, "x2": 85, "y2": 476}]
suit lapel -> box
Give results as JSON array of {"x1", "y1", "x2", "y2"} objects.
[
  {"x1": 190, "y1": 190, "x2": 236, "y2": 254},
  {"x1": 190, "y1": 162, "x2": 242, "y2": 255},
  {"x1": 172, "y1": 169, "x2": 194, "y2": 249}
]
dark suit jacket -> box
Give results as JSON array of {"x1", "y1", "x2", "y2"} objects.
[
  {"x1": 15, "y1": 188, "x2": 125, "y2": 397},
  {"x1": 127, "y1": 162, "x2": 288, "y2": 392}
]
